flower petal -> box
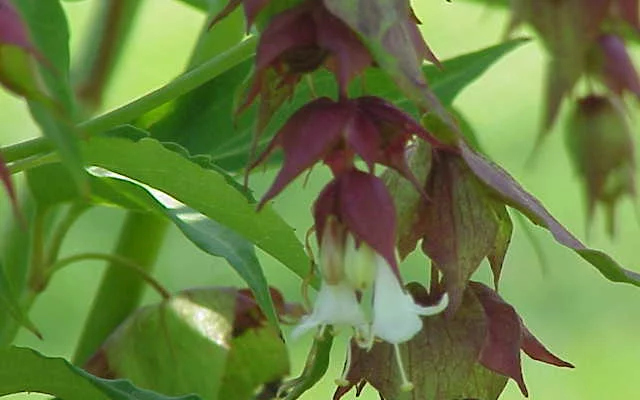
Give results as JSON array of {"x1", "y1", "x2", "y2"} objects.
[
  {"x1": 371, "y1": 256, "x2": 423, "y2": 344},
  {"x1": 292, "y1": 281, "x2": 366, "y2": 339}
]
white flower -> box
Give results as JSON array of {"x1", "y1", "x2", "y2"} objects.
[
  {"x1": 371, "y1": 254, "x2": 449, "y2": 344},
  {"x1": 291, "y1": 281, "x2": 367, "y2": 339}
]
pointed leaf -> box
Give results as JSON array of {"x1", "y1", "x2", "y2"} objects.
[
  {"x1": 0, "y1": 346, "x2": 201, "y2": 400},
  {"x1": 80, "y1": 136, "x2": 310, "y2": 287},
  {"x1": 255, "y1": 97, "x2": 351, "y2": 205},
  {"x1": 85, "y1": 288, "x2": 289, "y2": 400},
  {"x1": 86, "y1": 290, "x2": 235, "y2": 399},
  {"x1": 421, "y1": 154, "x2": 501, "y2": 312},
  {"x1": 460, "y1": 141, "x2": 640, "y2": 286},
  {"x1": 382, "y1": 141, "x2": 432, "y2": 259},
  {"x1": 521, "y1": 324, "x2": 574, "y2": 368},
  {"x1": 87, "y1": 165, "x2": 280, "y2": 327},
  {"x1": 487, "y1": 205, "x2": 513, "y2": 290},
  {"x1": 323, "y1": 0, "x2": 444, "y2": 113},
  {"x1": 470, "y1": 282, "x2": 527, "y2": 396}
]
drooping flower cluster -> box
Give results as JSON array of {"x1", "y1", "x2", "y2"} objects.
[
  {"x1": 505, "y1": 0, "x2": 640, "y2": 230},
  {"x1": 212, "y1": 0, "x2": 452, "y2": 390},
  {"x1": 210, "y1": 0, "x2": 595, "y2": 398}
]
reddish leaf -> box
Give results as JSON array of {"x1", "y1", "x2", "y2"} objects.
[
  {"x1": 323, "y1": 0, "x2": 449, "y2": 118},
  {"x1": 382, "y1": 141, "x2": 433, "y2": 259},
  {"x1": 253, "y1": 96, "x2": 438, "y2": 205},
  {"x1": 241, "y1": 1, "x2": 372, "y2": 126},
  {"x1": 0, "y1": 0, "x2": 47, "y2": 100},
  {"x1": 470, "y1": 282, "x2": 573, "y2": 396},
  {"x1": 420, "y1": 153, "x2": 502, "y2": 313},
  {"x1": 592, "y1": 34, "x2": 640, "y2": 98},
  {"x1": 470, "y1": 282, "x2": 527, "y2": 396},
  {"x1": 460, "y1": 140, "x2": 640, "y2": 286},
  {"x1": 487, "y1": 205, "x2": 513, "y2": 290},
  {"x1": 615, "y1": 0, "x2": 640, "y2": 30},
  {"x1": 565, "y1": 95, "x2": 635, "y2": 235},
  {"x1": 521, "y1": 324, "x2": 574, "y2": 368},
  {"x1": 252, "y1": 97, "x2": 350, "y2": 205},
  {"x1": 313, "y1": 4, "x2": 372, "y2": 91},
  {"x1": 0, "y1": 0, "x2": 32, "y2": 49}
]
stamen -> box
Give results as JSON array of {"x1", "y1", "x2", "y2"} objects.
[
  {"x1": 393, "y1": 343, "x2": 414, "y2": 392},
  {"x1": 315, "y1": 324, "x2": 327, "y2": 340},
  {"x1": 335, "y1": 341, "x2": 352, "y2": 387},
  {"x1": 354, "y1": 325, "x2": 374, "y2": 350}
]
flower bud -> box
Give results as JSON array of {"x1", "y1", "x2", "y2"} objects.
[
  {"x1": 566, "y1": 95, "x2": 635, "y2": 234},
  {"x1": 343, "y1": 235, "x2": 376, "y2": 292},
  {"x1": 319, "y1": 217, "x2": 346, "y2": 285}
]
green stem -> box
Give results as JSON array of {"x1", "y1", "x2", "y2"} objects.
[
  {"x1": 47, "y1": 252, "x2": 171, "y2": 300},
  {"x1": 0, "y1": 37, "x2": 256, "y2": 165},
  {"x1": 72, "y1": 212, "x2": 168, "y2": 365}
]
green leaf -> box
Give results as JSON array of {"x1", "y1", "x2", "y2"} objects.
[
  {"x1": 0, "y1": 346, "x2": 200, "y2": 399},
  {"x1": 87, "y1": 165, "x2": 280, "y2": 327},
  {"x1": 86, "y1": 290, "x2": 235, "y2": 400},
  {"x1": 174, "y1": 0, "x2": 211, "y2": 11},
  {"x1": 80, "y1": 135, "x2": 310, "y2": 287},
  {"x1": 84, "y1": 288, "x2": 289, "y2": 400},
  {"x1": 0, "y1": 261, "x2": 41, "y2": 340},
  {"x1": 12, "y1": 0, "x2": 86, "y2": 191}
]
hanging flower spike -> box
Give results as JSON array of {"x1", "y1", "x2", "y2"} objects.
[{"x1": 250, "y1": 96, "x2": 442, "y2": 207}]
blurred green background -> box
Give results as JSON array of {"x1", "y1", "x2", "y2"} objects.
[{"x1": 1, "y1": 1, "x2": 639, "y2": 399}]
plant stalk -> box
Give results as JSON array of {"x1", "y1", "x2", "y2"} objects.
[
  {"x1": 0, "y1": 37, "x2": 257, "y2": 165},
  {"x1": 72, "y1": 212, "x2": 168, "y2": 365}
]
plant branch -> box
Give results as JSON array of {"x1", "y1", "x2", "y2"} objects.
[
  {"x1": 0, "y1": 37, "x2": 257, "y2": 166},
  {"x1": 47, "y1": 252, "x2": 171, "y2": 300}
]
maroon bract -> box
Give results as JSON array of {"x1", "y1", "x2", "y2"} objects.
[
  {"x1": 0, "y1": 0, "x2": 33, "y2": 50},
  {"x1": 508, "y1": 0, "x2": 611, "y2": 130},
  {"x1": 250, "y1": 96, "x2": 440, "y2": 205},
  {"x1": 313, "y1": 170, "x2": 398, "y2": 272},
  {"x1": 417, "y1": 150, "x2": 513, "y2": 313},
  {"x1": 334, "y1": 282, "x2": 572, "y2": 400},
  {"x1": 565, "y1": 95, "x2": 635, "y2": 235},
  {"x1": 590, "y1": 34, "x2": 640, "y2": 98},
  {"x1": 613, "y1": 0, "x2": 640, "y2": 30},
  {"x1": 240, "y1": 0, "x2": 372, "y2": 125},
  {"x1": 323, "y1": 0, "x2": 443, "y2": 112}
]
